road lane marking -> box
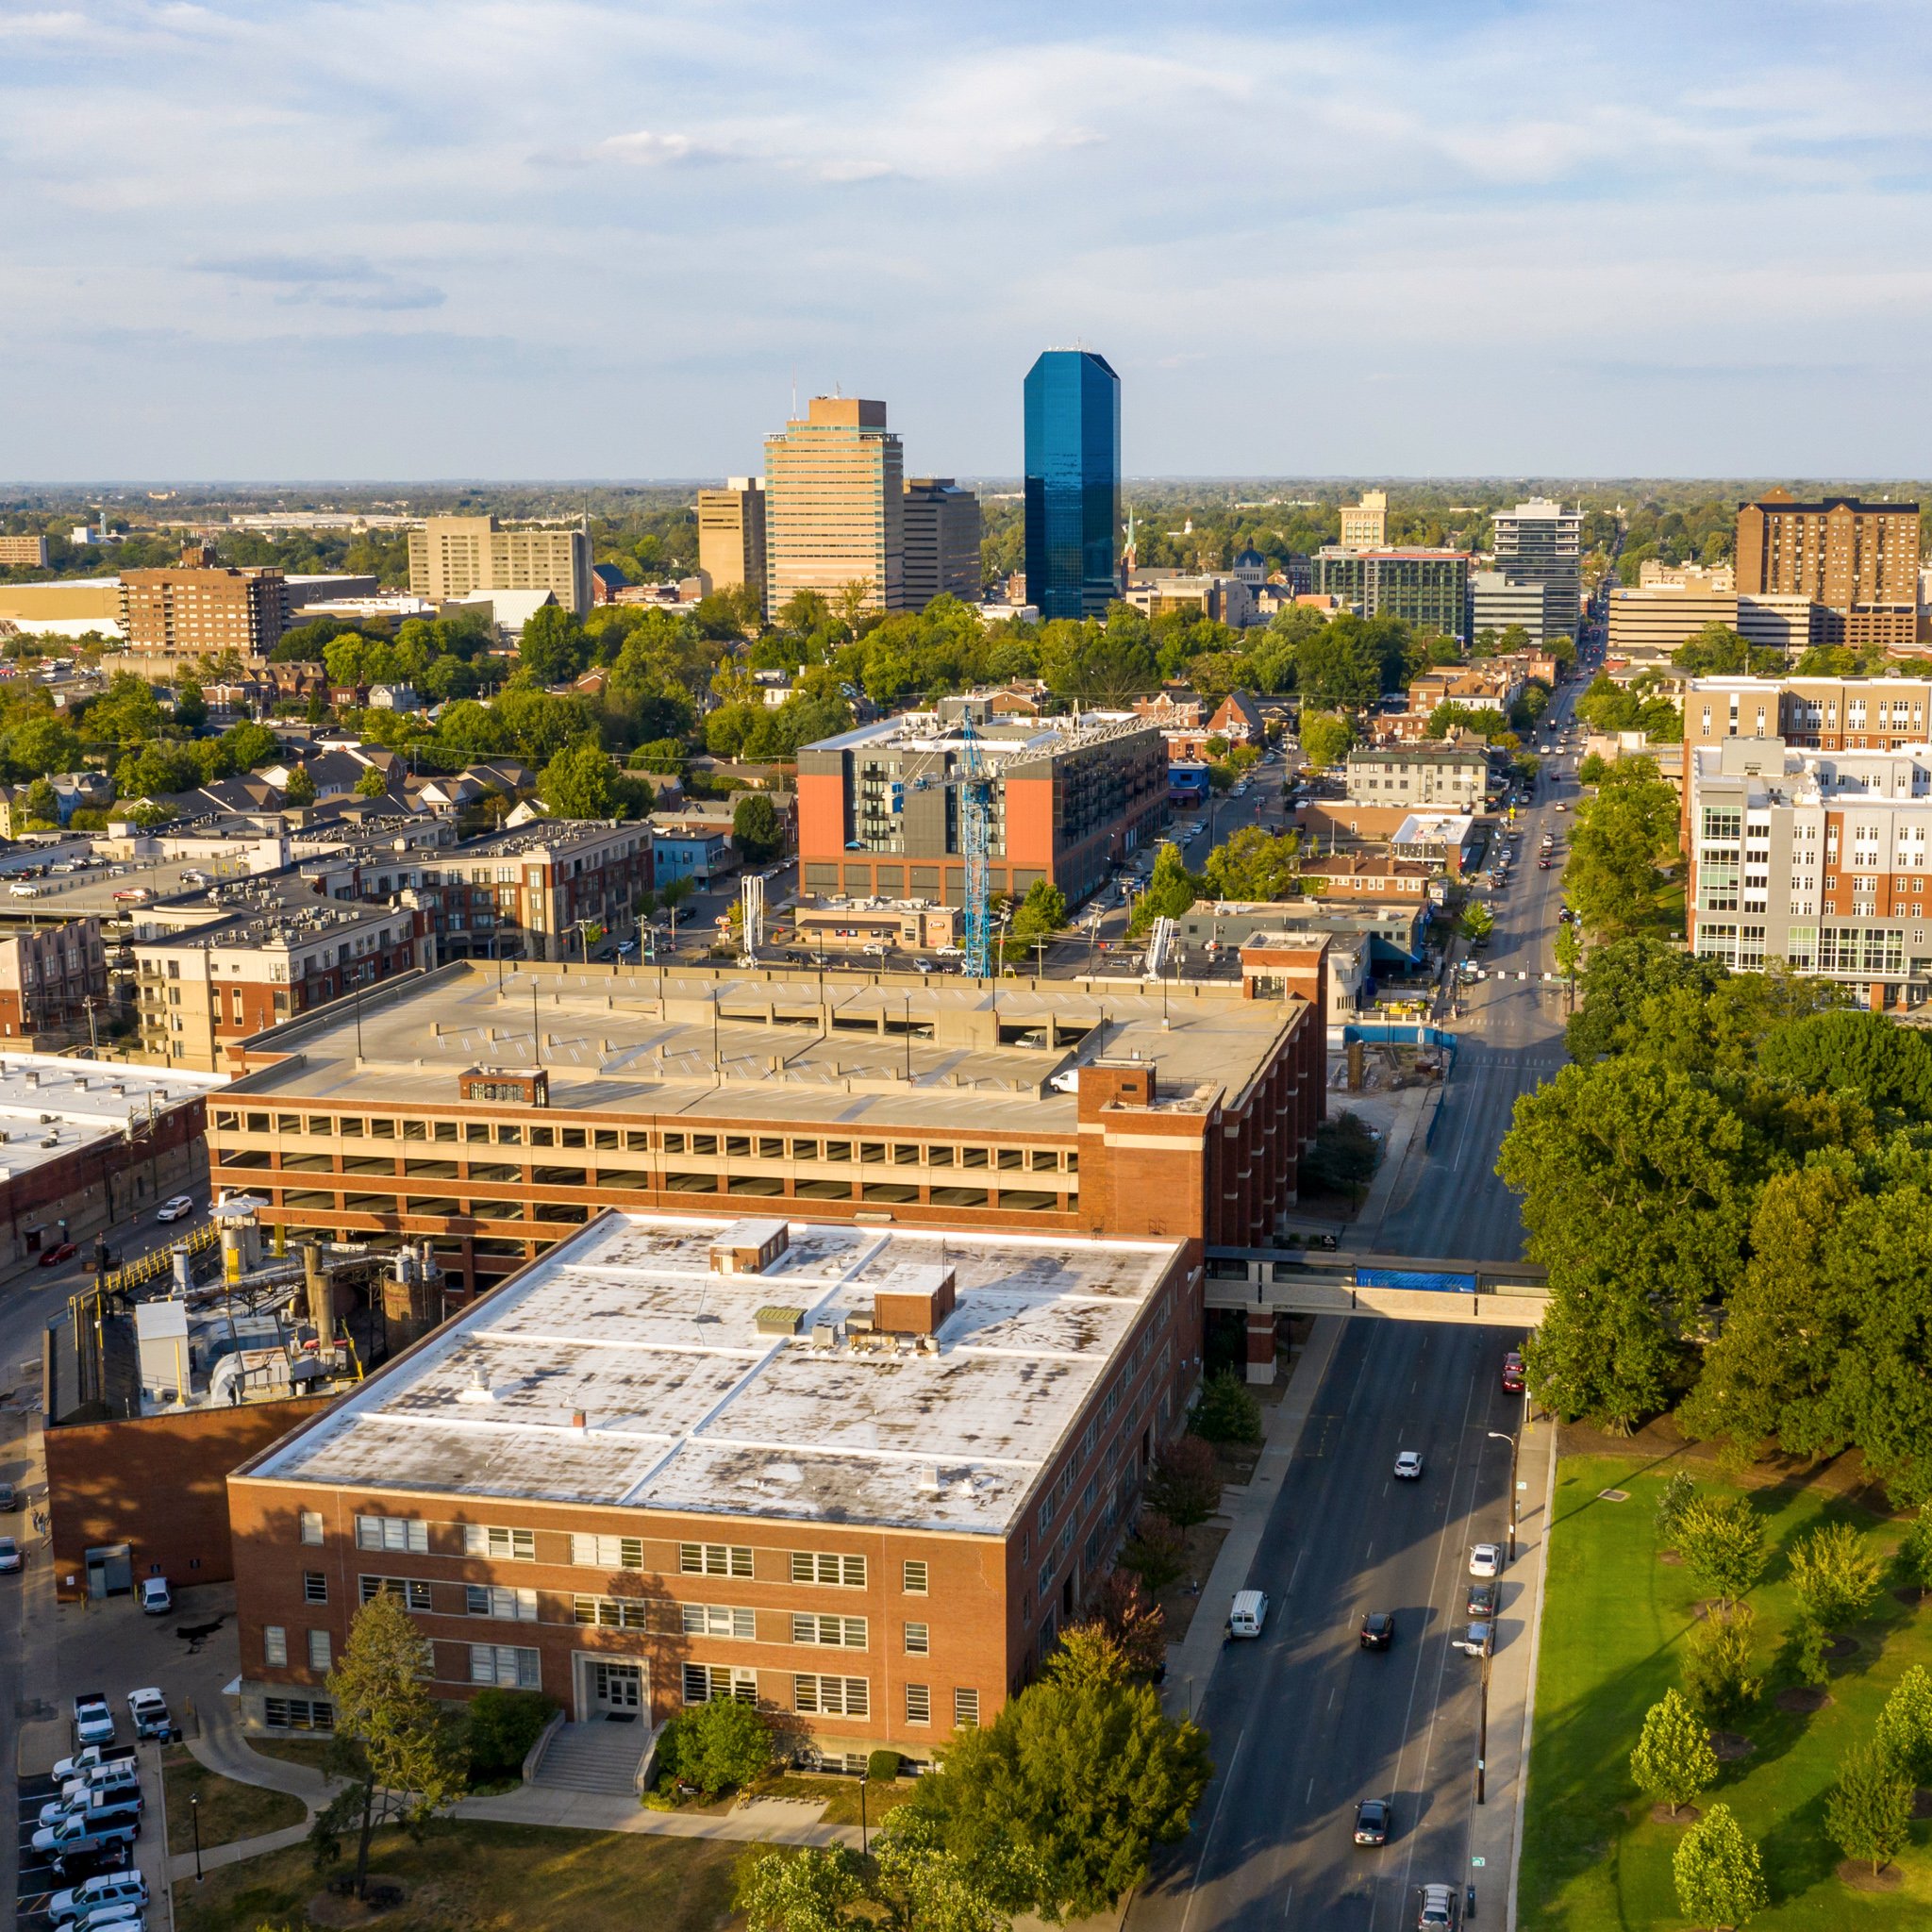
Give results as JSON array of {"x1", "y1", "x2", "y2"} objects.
[
  {"x1": 1288, "y1": 1548, "x2": 1307, "y2": 1595},
  {"x1": 1280, "y1": 1883, "x2": 1294, "y2": 1921},
  {"x1": 1328, "y1": 1686, "x2": 1338, "y2": 1711},
  {"x1": 1364, "y1": 1541, "x2": 1374, "y2": 1561},
  {"x1": 1178, "y1": 1725, "x2": 1246, "y2": 1932},
  {"x1": 1306, "y1": 1775, "x2": 1315, "y2": 1806}
]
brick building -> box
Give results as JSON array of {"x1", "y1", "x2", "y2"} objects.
[
  {"x1": 206, "y1": 955, "x2": 1327, "y2": 1300},
  {"x1": 1734, "y1": 491, "x2": 1919, "y2": 649},
  {"x1": 1685, "y1": 675, "x2": 1932, "y2": 755},
  {"x1": 0, "y1": 917, "x2": 108, "y2": 1043},
  {"x1": 226, "y1": 1209, "x2": 1196, "y2": 1756},
  {"x1": 413, "y1": 820, "x2": 652, "y2": 963},
  {"x1": 119, "y1": 560, "x2": 288, "y2": 657},
  {"x1": 1343, "y1": 743, "x2": 1489, "y2": 809},
  {"x1": 1299, "y1": 853, "x2": 1436, "y2": 902},
  {"x1": 797, "y1": 711, "x2": 1167, "y2": 908}
]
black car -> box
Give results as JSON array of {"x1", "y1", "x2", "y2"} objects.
[
  {"x1": 1466, "y1": 1580, "x2": 1498, "y2": 1619},
  {"x1": 1353, "y1": 1797, "x2": 1391, "y2": 1846},
  {"x1": 1359, "y1": 1610, "x2": 1394, "y2": 1651}
]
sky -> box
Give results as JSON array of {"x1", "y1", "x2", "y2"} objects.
[{"x1": 6, "y1": 0, "x2": 1932, "y2": 482}]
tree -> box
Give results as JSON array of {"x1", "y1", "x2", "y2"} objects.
[
  {"x1": 1629, "y1": 1688, "x2": 1719, "y2": 1818},
  {"x1": 1656, "y1": 1470, "x2": 1698, "y2": 1546},
  {"x1": 1297, "y1": 709, "x2": 1352, "y2": 770},
  {"x1": 1787, "y1": 1521, "x2": 1881, "y2": 1632},
  {"x1": 1825, "y1": 1744, "x2": 1914, "y2": 1877},
  {"x1": 1875, "y1": 1663, "x2": 1932, "y2": 1786},
  {"x1": 20, "y1": 778, "x2": 58, "y2": 826},
  {"x1": 1006, "y1": 878, "x2": 1068, "y2": 953},
  {"x1": 1086, "y1": 1574, "x2": 1167, "y2": 1679},
  {"x1": 1145, "y1": 1436, "x2": 1221, "y2": 1529},
  {"x1": 1201, "y1": 827, "x2": 1299, "y2": 904},
  {"x1": 315, "y1": 1593, "x2": 465, "y2": 1896},
  {"x1": 354, "y1": 766, "x2": 389, "y2": 799},
  {"x1": 1682, "y1": 1604, "x2": 1762, "y2": 1723},
  {"x1": 1460, "y1": 902, "x2": 1494, "y2": 944},
  {"x1": 1673, "y1": 624, "x2": 1750, "y2": 677},
  {"x1": 1563, "y1": 935, "x2": 1727, "y2": 1063},
  {"x1": 1190, "y1": 1371, "x2": 1262, "y2": 1445},
  {"x1": 1564, "y1": 758, "x2": 1680, "y2": 937},
  {"x1": 518, "y1": 605, "x2": 587, "y2": 685},
  {"x1": 734, "y1": 1845, "x2": 867, "y2": 1932},
  {"x1": 1673, "y1": 1804, "x2": 1768, "y2": 1929},
  {"x1": 732, "y1": 791, "x2": 784, "y2": 863},
  {"x1": 7, "y1": 713, "x2": 81, "y2": 779},
  {"x1": 1679, "y1": 1498, "x2": 1768, "y2": 1608},
  {"x1": 463, "y1": 1688, "x2": 558, "y2": 1783},
  {"x1": 1554, "y1": 918, "x2": 1583, "y2": 999},
  {"x1": 222, "y1": 720, "x2": 278, "y2": 771},
  {"x1": 1894, "y1": 1502, "x2": 1932, "y2": 1600},
  {"x1": 282, "y1": 765, "x2": 317, "y2": 807},
  {"x1": 1119, "y1": 1512, "x2": 1186, "y2": 1593},
  {"x1": 538, "y1": 741, "x2": 619, "y2": 819},
  {"x1": 914, "y1": 1635, "x2": 1212, "y2": 1922},
  {"x1": 658, "y1": 1696, "x2": 773, "y2": 1797},
  {"x1": 1128, "y1": 842, "x2": 1198, "y2": 935}
]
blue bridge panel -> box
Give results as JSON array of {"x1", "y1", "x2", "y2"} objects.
[{"x1": 1355, "y1": 1265, "x2": 1479, "y2": 1294}]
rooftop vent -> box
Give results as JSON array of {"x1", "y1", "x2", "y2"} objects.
[
  {"x1": 456, "y1": 1365, "x2": 498, "y2": 1405},
  {"x1": 755, "y1": 1306, "x2": 804, "y2": 1338},
  {"x1": 871, "y1": 1263, "x2": 958, "y2": 1338},
  {"x1": 709, "y1": 1218, "x2": 790, "y2": 1276}
]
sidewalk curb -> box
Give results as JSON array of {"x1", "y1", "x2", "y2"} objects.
[{"x1": 1504, "y1": 1419, "x2": 1560, "y2": 1932}]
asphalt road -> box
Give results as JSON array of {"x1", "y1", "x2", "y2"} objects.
[{"x1": 1129, "y1": 1321, "x2": 1528, "y2": 1932}]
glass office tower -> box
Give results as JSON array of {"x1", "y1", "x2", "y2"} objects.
[{"x1": 1024, "y1": 349, "x2": 1121, "y2": 622}]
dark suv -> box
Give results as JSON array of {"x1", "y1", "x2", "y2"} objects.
[
  {"x1": 1359, "y1": 1610, "x2": 1394, "y2": 1651},
  {"x1": 1466, "y1": 1580, "x2": 1498, "y2": 1619}
]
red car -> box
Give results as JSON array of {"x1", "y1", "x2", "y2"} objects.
[
  {"x1": 38, "y1": 1241, "x2": 76, "y2": 1268},
  {"x1": 1502, "y1": 1351, "x2": 1525, "y2": 1393}
]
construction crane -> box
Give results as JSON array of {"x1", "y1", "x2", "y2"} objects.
[{"x1": 909, "y1": 708, "x2": 995, "y2": 977}]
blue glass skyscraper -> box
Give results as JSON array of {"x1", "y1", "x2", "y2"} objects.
[{"x1": 1023, "y1": 349, "x2": 1120, "y2": 622}]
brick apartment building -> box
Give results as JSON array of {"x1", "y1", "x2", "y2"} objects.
[
  {"x1": 1299, "y1": 853, "x2": 1436, "y2": 902},
  {"x1": 1734, "y1": 491, "x2": 1919, "y2": 650},
  {"x1": 226, "y1": 1209, "x2": 1196, "y2": 1757},
  {"x1": 0, "y1": 917, "x2": 108, "y2": 1043},
  {"x1": 797, "y1": 711, "x2": 1167, "y2": 908},
  {"x1": 134, "y1": 897, "x2": 431, "y2": 1071},
  {"x1": 411, "y1": 821, "x2": 652, "y2": 963},
  {"x1": 119, "y1": 554, "x2": 289, "y2": 657},
  {"x1": 1343, "y1": 743, "x2": 1489, "y2": 809},
  {"x1": 206, "y1": 953, "x2": 1327, "y2": 1299},
  {"x1": 1685, "y1": 675, "x2": 1932, "y2": 755}
]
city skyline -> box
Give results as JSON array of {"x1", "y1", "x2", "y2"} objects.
[{"x1": 6, "y1": 2, "x2": 1931, "y2": 481}]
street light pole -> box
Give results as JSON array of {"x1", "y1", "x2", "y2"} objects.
[
  {"x1": 1488, "y1": 1429, "x2": 1520, "y2": 1563},
  {"x1": 192, "y1": 1790, "x2": 203, "y2": 1881},
  {"x1": 858, "y1": 1771, "x2": 870, "y2": 1857}
]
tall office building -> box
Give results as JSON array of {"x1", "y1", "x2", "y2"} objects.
[
  {"x1": 1023, "y1": 349, "x2": 1121, "y2": 622},
  {"x1": 1735, "y1": 490, "x2": 1919, "y2": 649},
  {"x1": 902, "y1": 479, "x2": 982, "y2": 608},
  {"x1": 764, "y1": 397, "x2": 906, "y2": 614},
  {"x1": 1338, "y1": 491, "x2": 1388, "y2": 552},
  {"x1": 1490, "y1": 498, "x2": 1583, "y2": 641},
  {"x1": 696, "y1": 477, "x2": 768, "y2": 611},
  {"x1": 408, "y1": 515, "x2": 592, "y2": 616}
]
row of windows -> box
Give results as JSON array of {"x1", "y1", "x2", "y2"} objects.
[
  {"x1": 269, "y1": 1181, "x2": 1064, "y2": 1217},
  {"x1": 213, "y1": 1110, "x2": 1072, "y2": 1171},
  {"x1": 334, "y1": 1517, "x2": 925, "y2": 1594}
]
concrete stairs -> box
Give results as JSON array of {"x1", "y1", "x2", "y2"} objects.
[{"x1": 529, "y1": 1720, "x2": 646, "y2": 1797}]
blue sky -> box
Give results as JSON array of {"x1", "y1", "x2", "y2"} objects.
[{"x1": 5, "y1": 0, "x2": 1930, "y2": 481}]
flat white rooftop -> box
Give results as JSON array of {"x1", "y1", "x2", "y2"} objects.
[
  {"x1": 0, "y1": 1053, "x2": 225, "y2": 1178},
  {"x1": 250, "y1": 1210, "x2": 1183, "y2": 1536}
]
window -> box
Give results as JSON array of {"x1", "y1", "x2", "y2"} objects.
[
  {"x1": 791, "y1": 1613, "x2": 868, "y2": 1648},
  {"x1": 570, "y1": 1533, "x2": 644, "y2": 1571},
  {"x1": 463, "y1": 1524, "x2": 536, "y2": 1562},
  {"x1": 359, "y1": 1576, "x2": 432, "y2": 1611},
  {"x1": 465, "y1": 1584, "x2": 538, "y2": 1622},
  {"x1": 574, "y1": 1595, "x2": 650, "y2": 1629},
  {"x1": 470, "y1": 1644, "x2": 541, "y2": 1690},
  {"x1": 791, "y1": 1551, "x2": 866, "y2": 1588},
  {"x1": 680, "y1": 1542, "x2": 754, "y2": 1578},
  {"x1": 904, "y1": 1622, "x2": 930, "y2": 1656},
  {"x1": 793, "y1": 1674, "x2": 869, "y2": 1717},
  {"x1": 263, "y1": 1695, "x2": 333, "y2": 1732},
  {"x1": 905, "y1": 1683, "x2": 931, "y2": 1724},
  {"x1": 308, "y1": 1630, "x2": 332, "y2": 1671},
  {"x1": 954, "y1": 1688, "x2": 980, "y2": 1728},
  {"x1": 303, "y1": 1571, "x2": 328, "y2": 1604},
  {"x1": 299, "y1": 1509, "x2": 324, "y2": 1546},
  {"x1": 683, "y1": 1664, "x2": 758, "y2": 1705},
  {"x1": 683, "y1": 1603, "x2": 757, "y2": 1641},
  {"x1": 902, "y1": 1559, "x2": 928, "y2": 1596},
  {"x1": 264, "y1": 1624, "x2": 288, "y2": 1668},
  {"x1": 356, "y1": 1515, "x2": 429, "y2": 1555}
]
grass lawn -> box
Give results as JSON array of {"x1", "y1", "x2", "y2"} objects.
[
  {"x1": 1522, "y1": 1450, "x2": 1932, "y2": 1930},
  {"x1": 162, "y1": 1745, "x2": 307, "y2": 1854},
  {"x1": 171, "y1": 1820, "x2": 741, "y2": 1932},
  {"x1": 754, "y1": 1773, "x2": 918, "y2": 1829},
  {"x1": 246, "y1": 1737, "x2": 339, "y2": 1773}
]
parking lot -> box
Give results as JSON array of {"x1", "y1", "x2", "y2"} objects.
[{"x1": 13, "y1": 1735, "x2": 162, "y2": 1932}]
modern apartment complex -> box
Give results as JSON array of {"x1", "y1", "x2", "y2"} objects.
[
  {"x1": 901, "y1": 479, "x2": 982, "y2": 609},
  {"x1": 1309, "y1": 549, "x2": 1470, "y2": 641},
  {"x1": 1344, "y1": 744, "x2": 1490, "y2": 808},
  {"x1": 1023, "y1": 350, "x2": 1121, "y2": 622},
  {"x1": 408, "y1": 516, "x2": 593, "y2": 617},
  {"x1": 796, "y1": 710, "x2": 1166, "y2": 907},
  {"x1": 225, "y1": 1209, "x2": 1197, "y2": 1755},
  {"x1": 119, "y1": 564, "x2": 288, "y2": 656},
  {"x1": 0, "y1": 918, "x2": 108, "y2": 1043},
  {"x1": 1686, "y1": 731, "x2": 1932, "y2": 1008},
  {"x1": 1488, "y1": 498, "x2": 1582, "y2": 641},
  {"x1": 1338, "y1": 491, "x2": 1388, "y2": 552},
  {"x1": 696, "y1": 478, "x2": 768, "y2": 612},
  {"x1": 1467, "y1": 571, "x2": 1547, "y2": 641},
  {"x1": 1734, "y1": 491, "x2": 1919, "y2": 648},
  {"x1": 1684, "y1": 675, "x2": 1932, "y2": 755},
  {"x1": 764, "y1": 398, "x2": 906, "y2": 615},
  {"x1": 206, "y1": 954, "x2": 1329, "y2": 1298}
]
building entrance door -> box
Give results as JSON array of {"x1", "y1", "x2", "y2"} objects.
[
  {"x1": 85, "y1": 1543, "x2": 133, "y2": 1599},
  {"x1": 592, "y1": 1661, "x2": 642, "y2": 1718}
]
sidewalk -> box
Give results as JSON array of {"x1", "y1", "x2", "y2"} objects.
[{"x1": 1160, "y1": 1315, "x2": 1343, "y2": 1723}]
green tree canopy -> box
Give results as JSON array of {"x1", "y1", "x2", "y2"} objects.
[
  {"x1": 1297, "y1": 709, "x2": 1353, "y2": 770},
  {"x1": 1006, "y1": 878, "x2": 1068, "y2": 951},
  {"x1": 1629, "y1": 1687, "x2": 1719, "y2": 1817},
  {"x1": 1564, "y1": 757, "x2": 1680, "y2": 937},
  {"x1": 1201, "y1": 826, "x2": 1300, "y2": 903},
  {"x1": 731, "y1": 791, "x2": 784, "y2": 863},
  {"x1": 1673, "y1": 1804, "x2": 1768, "y2": 1929},
  {"x1": 1128, "y1": 843, "x2": 1198, "y2": 935},
  {"x1": 1825, "y1": 1744, "x2": 1914, "y2": 1877}
]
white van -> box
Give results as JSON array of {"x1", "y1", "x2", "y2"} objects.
[{"x1": 1228, "y1": 1589, "x2": 1270, "y2": 1639}]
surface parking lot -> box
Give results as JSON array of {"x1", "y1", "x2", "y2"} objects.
[{"x1": 14, "y1": 1743, "x2": 155, "y2": 1932}]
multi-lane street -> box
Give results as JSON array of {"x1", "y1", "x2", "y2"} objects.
[{"x1": 1131, "y1": 679, "x2": 1585, "y2": 1931}]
